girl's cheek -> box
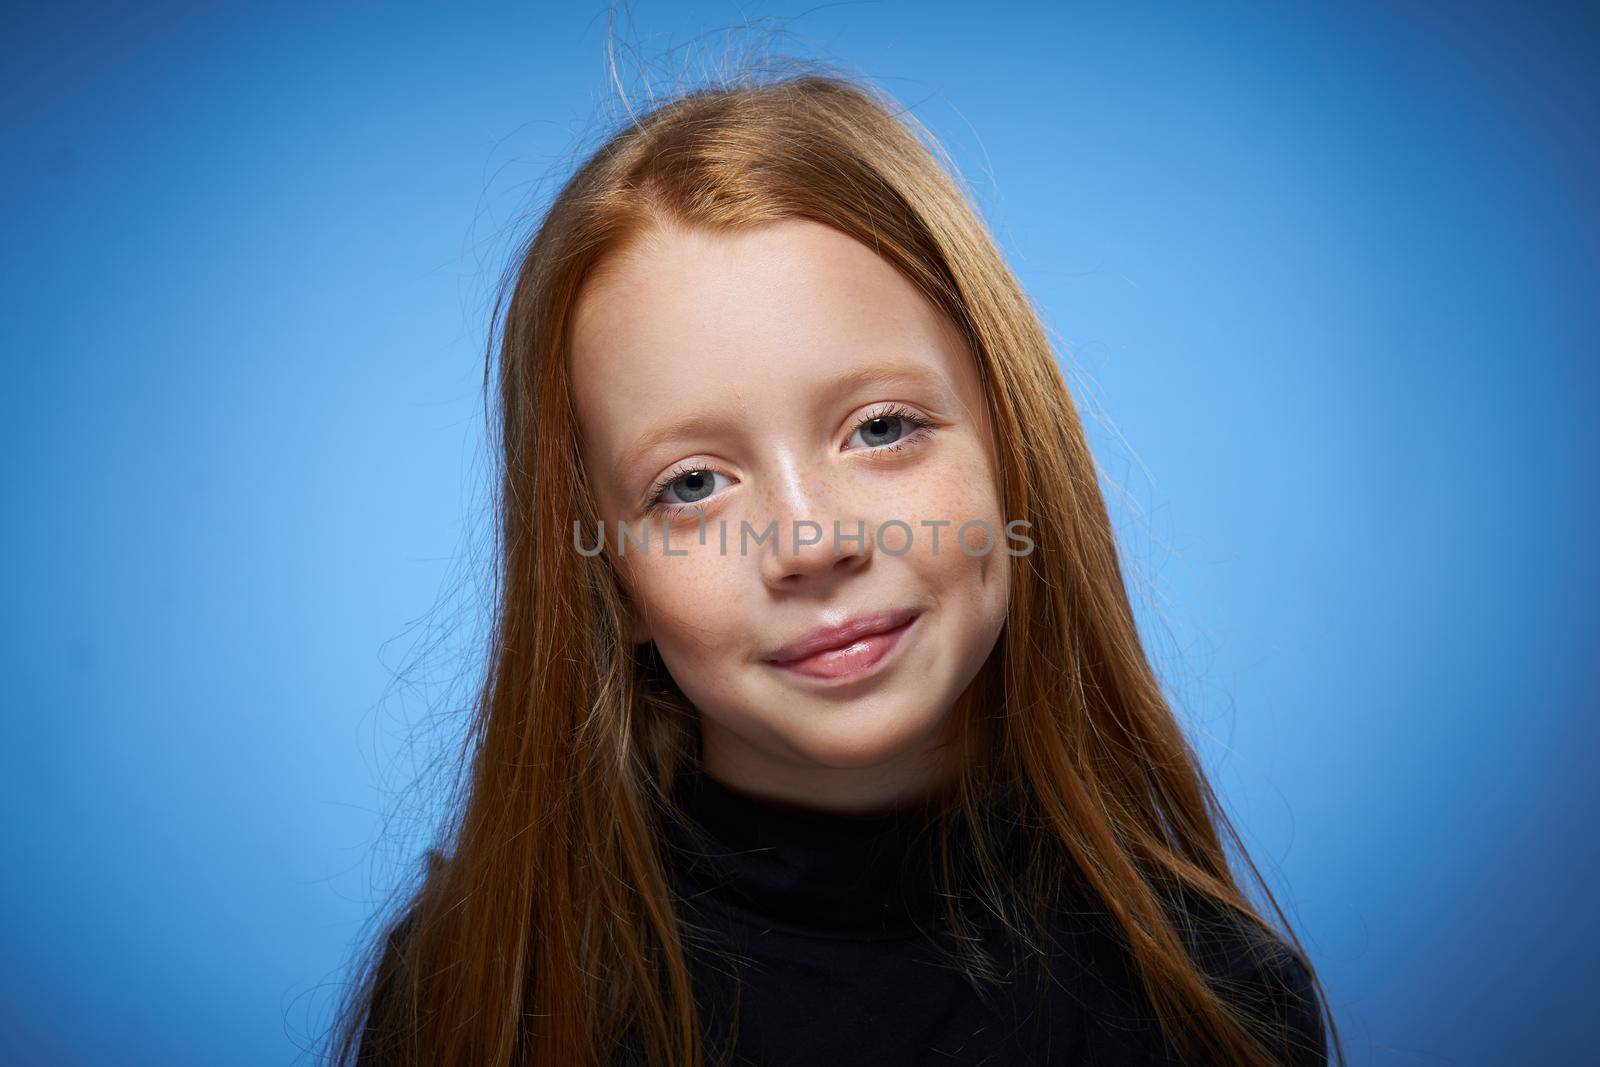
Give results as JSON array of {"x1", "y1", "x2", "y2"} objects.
[{"x1": 632, "y1": 549, "x2": 744, "y2": 633}]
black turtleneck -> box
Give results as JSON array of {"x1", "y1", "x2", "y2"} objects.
[
  {"x1": 663, "y1": 765, "x2": 958, "y2": 939},
  {"x1": 658, "y1": 767, "x2": 1329, "y2": 1067},
  {"x1": 357, "y1": 769, "x2": 1328, "y2": 1066}
]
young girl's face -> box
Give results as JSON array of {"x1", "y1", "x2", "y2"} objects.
[{"x1": 569, "y1": 219, "x2": 1010, "y2": 810}]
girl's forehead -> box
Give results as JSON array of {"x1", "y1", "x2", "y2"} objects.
[
  {"x1": 571, "y1": 221, "x2": 965, "y2": 396},
  {"x1": 567, "y1": 219, "x2": 982, "y2": 482},
  {"x1": 575, "y1": 221, "x2": 921, "y2": 345}
]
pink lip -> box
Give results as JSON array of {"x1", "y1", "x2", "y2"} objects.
[{"x1": 763, "y1": 609, "x2": 921, "y2": 683}]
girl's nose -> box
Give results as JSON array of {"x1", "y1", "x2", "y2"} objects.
[
  {"x1": 759, "y1": 517, "x2": 871, "y2": 587},
  {"x1": 755, "y1": 468, "x2": 872, "y2": 587}
]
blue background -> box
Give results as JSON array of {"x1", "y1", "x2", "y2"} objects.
[{"x1": 3, "y1": 2, "x2": 1594, "y2": 1063}]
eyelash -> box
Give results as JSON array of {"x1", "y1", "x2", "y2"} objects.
[{"x1": 642, "y1": 403, "x2": 937, "y2": 518}]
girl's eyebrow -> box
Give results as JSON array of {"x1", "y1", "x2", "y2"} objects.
[
  {"x1": 616, "y1": 410, "x2": 729, "y2": 479},
  {"x1": 825, "y1": 361, "x2": 950, "y2": 403},
  {"x1": 614, "y1": 360, "x2": 951, "y2": 478}
]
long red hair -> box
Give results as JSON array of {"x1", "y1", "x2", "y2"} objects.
[{"x1": 323, "y1": 61, "x2": 1343, "y2": 1067}]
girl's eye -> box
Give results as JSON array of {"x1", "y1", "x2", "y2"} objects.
[
  {"x1": 845, "y1": 403, "x2": 935, "y2": 452},
  {"x1": 646, "y1": 466, "x2": 727, "y2": 517},
  {"x1": 642, "y1": 404, "x2": 935, "y2": 517}
]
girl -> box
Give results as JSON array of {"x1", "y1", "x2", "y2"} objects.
[{"x1": 328, "y1": 65, "x2": 1342, "y2": 1067}]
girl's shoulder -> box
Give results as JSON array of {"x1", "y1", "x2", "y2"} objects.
[
  {"x1": 1052, "y1": 874, "x2": 1327, "y2": 1066},
  {"x1": 355, "y1": 906, "x2": 422, "y2": 1067},
  {"x1": 1163, "y1": 886, "x2": 1329, "y2": 1067}
]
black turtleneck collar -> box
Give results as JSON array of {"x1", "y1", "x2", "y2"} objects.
[{"x1": 663, "y1": 766, "x2": 963, "y2": 939}]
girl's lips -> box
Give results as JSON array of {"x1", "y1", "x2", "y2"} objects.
[{"x1": 765, "y1": 612, "x2": 921, "y2": 683}]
